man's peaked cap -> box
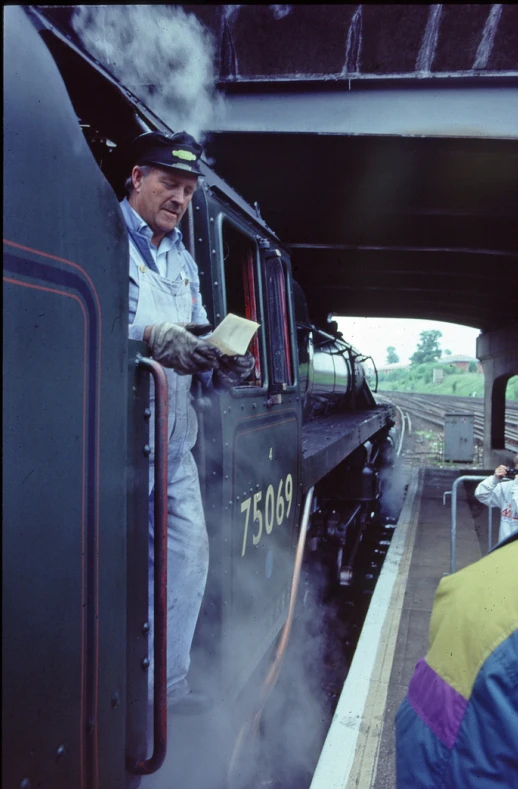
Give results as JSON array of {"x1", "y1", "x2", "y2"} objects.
[{"x1": 129, "y1": 130, "x2": 203, "y2": 175}]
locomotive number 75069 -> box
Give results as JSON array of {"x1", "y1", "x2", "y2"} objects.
[{"x1": 239, "y1": 473, "x2": 294, "y2": 557}]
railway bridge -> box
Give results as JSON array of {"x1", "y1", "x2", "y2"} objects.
[{"x1": 186, "y1": 3, "x2": 518, "y2": 468}]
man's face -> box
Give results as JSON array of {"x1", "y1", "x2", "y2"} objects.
[{"x1": 131, "y1": 165, "x2": 198, "y2": 236}]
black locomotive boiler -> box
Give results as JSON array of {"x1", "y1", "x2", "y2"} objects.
[{"x1": 3, "y1": 7, "x2": 397, "y2": 789}]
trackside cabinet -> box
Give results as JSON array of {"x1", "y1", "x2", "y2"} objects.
[{"x1": 444, "y1": 413, "x2": 474, "y2": 462}]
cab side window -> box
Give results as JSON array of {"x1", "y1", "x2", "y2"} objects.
[
  {"x1": 264, "y1": 253, "x2": 293, "y2": 389},
  {"x1": 222, "y1": 220, "x2": 263, "y2": 386}
]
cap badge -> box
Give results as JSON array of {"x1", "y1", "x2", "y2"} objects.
[
  {"x1": 171, "y1": 162, "x2": 193, "y2": 172},
  {"x1": 172, "y1": 149, "x2": 197, "y2": 161}
]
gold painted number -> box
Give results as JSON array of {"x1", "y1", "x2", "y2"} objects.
[
  {"x1": 276, "y1": 478, "x2": 285, "y2": 525},
  {"x1": 240, "y1": 498, "x2": 251, "y2": 557},
  {"x1": 253, "y1": 491, "x2": 263, "y2": 545},
  {"x1": 239, "y1": 472, "x2": 295, "y2": 556},
  {"x1": 265, "y1": 485, "x2": 275, "y2": 534},
  {"x1": 285, "y1": 473, "x2": 293, "y2": 518}
]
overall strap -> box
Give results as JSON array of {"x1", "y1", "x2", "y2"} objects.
[{"x1": 126, "y1": 224, "x2": 160, "y2": 275}]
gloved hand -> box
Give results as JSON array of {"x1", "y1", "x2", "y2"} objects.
[
  {"x1": 182, "y1": 322, "x2": 213, "y2": 337},
  {"x1": 149, "y1": 322, "x2": 219, "y2": 375},
  {"x1": 213, "y1": 351, "x2": 255, "y2": 390}
]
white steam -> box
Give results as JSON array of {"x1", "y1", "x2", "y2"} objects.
[
  {"x1": 270, "y1": 5, "x2": 293, "y2": 20},
  {"x1": 71, "y1": 5, "x2": 224, "y2": 140},
  {"x1": 223, "y1": 5, "x2": 242, "y2": 23}
]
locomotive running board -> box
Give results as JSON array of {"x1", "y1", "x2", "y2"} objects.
[{"x1": 301, "y1": 405, "x2": 395, "y2": 491}]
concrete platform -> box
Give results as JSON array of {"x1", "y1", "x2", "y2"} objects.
[{"x1": 310, "y1": 466, "x2": 489, "y2": 789}]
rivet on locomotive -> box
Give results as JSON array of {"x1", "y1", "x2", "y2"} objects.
[{"x1": 3, "y1": 7, "x2": 398, "y2": 788}]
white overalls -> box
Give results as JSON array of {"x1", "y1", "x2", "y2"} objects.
[{"x1": 122, "y1": 198, "x2": 210, "y2": 702}]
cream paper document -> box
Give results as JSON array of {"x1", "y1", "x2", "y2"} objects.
[{"x1": 207, "y1": 313, "x2": 259, "y2": 356}]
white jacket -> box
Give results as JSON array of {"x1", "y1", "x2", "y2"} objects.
[{"x1": 475, "y1": 475, "x2": 518, "y2": 541}]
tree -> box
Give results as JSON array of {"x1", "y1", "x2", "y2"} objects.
[
  {"x1": 410, "y1": 330, "x2": 442, "y2": 365},
  {"x1": 444, "y1": 349, "x2": 452, "y2": 356},
  {"x1": 386, "y1": 346, "x2": 399, "y2": 364}
]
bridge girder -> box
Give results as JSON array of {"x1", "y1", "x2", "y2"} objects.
[{"x1": 206, "y1": 126, "x2": 518, "y2": 332}]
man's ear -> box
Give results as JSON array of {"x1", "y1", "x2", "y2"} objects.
[{"x1": 132, "y1": 165, "x2": 143, "y2": 192}]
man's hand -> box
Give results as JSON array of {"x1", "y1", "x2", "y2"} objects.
[
  {"x1": 180, "y1": 322, "x2": 213, "y2": 337},
  {"x1": 213, "y1": 351, "x2": 255, "y2": 390},
  {"x1": 495, "y1": 465, "x2": 508, "y2": 479},
  {"x1": 148, "y1": 322, "x2": 219, "y2": 375}
]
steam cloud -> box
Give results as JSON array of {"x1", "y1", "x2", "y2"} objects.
[
  {"x1": 146, "y1": 534, "x2": 334, "y2": 789},
  {"x1": 71, "y1": 5, "x2": 224, "y2": 140},
  {"x1": 270, "y1": 5, "x2": 293, "y2": 20}
]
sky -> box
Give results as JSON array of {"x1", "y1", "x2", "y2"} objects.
[{"x1": 335, "y1": 317, "x2": 481, "y2": 368}]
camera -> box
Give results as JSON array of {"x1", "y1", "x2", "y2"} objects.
[{"x1": 505, "y1": 467, "x2": 517, "y2": 480}]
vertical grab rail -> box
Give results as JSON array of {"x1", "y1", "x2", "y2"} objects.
[
  {"x1": 445, "y1": 475, "x2": 491, "y2": 575},
  {"x1": 133, "y1": 356, "x2": 169, "y2": 775}
]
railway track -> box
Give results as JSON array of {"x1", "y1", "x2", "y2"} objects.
[{"x1": 376, "y1": 391, "x2": 518, "y2": 453}]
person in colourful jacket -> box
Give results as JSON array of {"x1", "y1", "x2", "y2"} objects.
[{"x1": 395, "y1": 531, "x2": 518, "y2": 788}]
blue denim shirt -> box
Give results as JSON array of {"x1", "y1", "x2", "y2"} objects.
[{"x1": 120, "y1": 198, "x2": 209, "y2": 341}]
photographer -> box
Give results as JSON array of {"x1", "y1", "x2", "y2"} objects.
[
  {"x1": 475, "y1": 454, "x2": 518, "y2": 542},
  {"x1": 396, "y1": 531, "x2": 518, "y2": 788}
]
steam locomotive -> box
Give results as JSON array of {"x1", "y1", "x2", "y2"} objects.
[{"x1": 3, "y1": 7, "x2": 396, "y2": 788}]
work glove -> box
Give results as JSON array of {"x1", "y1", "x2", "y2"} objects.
[
  {"x1": 213, "y1": 351, "x2": 255, "y2": 390},
  {"x1": 182, "y1": 322, "x2": 212, "y2": 338},
  {"x1": 149, "y1": 322, "x2": 219, "y2": 375}
]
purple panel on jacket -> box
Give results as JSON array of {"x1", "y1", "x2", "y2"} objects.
[{"x1": 408, "y1": 659, "x2": 468, "y2": 749}]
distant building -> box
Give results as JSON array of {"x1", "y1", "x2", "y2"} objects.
[
  {"x1": 377, "y1": 361, "x2": 410, "y2": 375},
  {"x1": 438, "y1": 354, "x2": 482, "y2": 373}
]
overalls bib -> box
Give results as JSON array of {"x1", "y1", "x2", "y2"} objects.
[
  {"x1": 129, "y1": 237, "x2": 209, "y2": 702},
  {"x1": 131, "y1": 243, "x2": 198, "y2": 483}
]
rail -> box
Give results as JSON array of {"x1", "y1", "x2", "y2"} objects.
[
  {"x1": 443, "y1": 476, "x2": 497, "y2": 574},
  {"x1": 382, "y1": 392, "x2": 518, "y2": 452},
  {"x1": 394, "y1": 403, "x2": 406, "y2": 457},
  {"x1": 375, "y1": 393, "x2": 410, "y2": 457}
]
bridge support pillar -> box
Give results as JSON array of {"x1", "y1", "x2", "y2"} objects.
[{"x1": 477, "y1": 323, "x2": 518, "y2": 468}]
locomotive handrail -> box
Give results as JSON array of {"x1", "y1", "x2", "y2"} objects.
[
  {"x1": 133, "y1": 355, "x2": 169, "y2": 776},
  {"x1": 228, "y1": 485, "x2": 315, "y2": 786}
]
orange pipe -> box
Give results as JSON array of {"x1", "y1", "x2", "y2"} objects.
[{"x1": 228, "y1": 486, "x2": 315, "y2": 786}]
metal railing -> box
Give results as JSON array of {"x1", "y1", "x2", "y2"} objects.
[{"x1": 443, "y1": 476, "x2": 497, "y2": 574}]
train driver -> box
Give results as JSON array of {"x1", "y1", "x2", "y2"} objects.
[
  {"x1": 121, "y1": 130, "x2": 254, "y2": 714},
  {"x1": 474, "y1": 454, "x2": 518, "y2": 543}
]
